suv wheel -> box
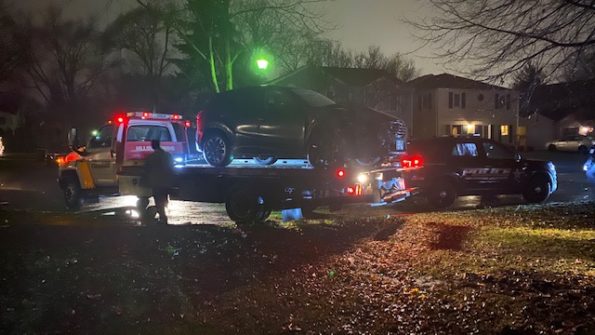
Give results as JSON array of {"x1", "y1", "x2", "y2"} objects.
[
  {"x1": 548, "y1": 144, "x2": 557, "y2": 151},
  {"x1": 579, "y1": 145, "x2": 588, "y2": 154},
  {"x1": 254, "y1": 156, "x2": 277, "y2": 166},
  {"x1": 307, "y1": 130, "x2": 341, "y2": 168},
  {"x1": 523, "y1": 175, "x2": 551, "y2": 203},
  {"x1": 427, "y1": 181, "x2": 457, "y2": 209},
  {"x1": 203, "y1": 132, "x2": 232, "y2": 167}
]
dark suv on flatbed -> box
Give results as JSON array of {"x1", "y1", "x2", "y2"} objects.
[
  {"x1": 405, "y1": 136, "x2": 558, "y2": 208},
  {"x1": 196, "y1": 86, "x2": 404, "y2": 167}
]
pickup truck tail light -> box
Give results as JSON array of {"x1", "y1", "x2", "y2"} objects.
[{"x1": 401, "y1": 154, "x2": 424, "y2": 168}]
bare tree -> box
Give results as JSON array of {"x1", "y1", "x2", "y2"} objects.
[
  {"x1": 103, "y1": 2, "x2": 174, "y2": 107},
  {"x1": 311, "y1": 44, "x2": 418, "y2": 82},
  {"x1": 410, "y1": 0, "x2": 595, "y2": 81},
  {"x1": 0, "y1": 1, "x2": 29, "y2": 83},
  {"x1": 23, "y1": 7, "x2": 114, "y2": 124}
]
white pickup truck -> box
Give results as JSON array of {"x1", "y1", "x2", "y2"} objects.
[{"x1": 56, "y1": 111, "x2": 192, "y2": 209}]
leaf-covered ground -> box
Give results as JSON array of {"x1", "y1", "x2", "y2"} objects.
[{"x1": 0, "y1": 202, "x2": 593, "y2": 334}]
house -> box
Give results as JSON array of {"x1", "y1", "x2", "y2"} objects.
[
  {"x1": 407, "y1": 73, "x2": 526, "y2": 146},
  {"x1": 269, "y1": 66, "x2": 413, "y2": 126},
  {"x1": 528, "y1": 79, "x2": 595, "y2": 138}
]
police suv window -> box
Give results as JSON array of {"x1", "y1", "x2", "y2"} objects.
[
  {"x1": 483, "y1": 142, "x2": 512, "y2": 160},
  {"x1": 127, "y1": 126, "x2": 172, "y2": 142},
  {"x1": 88, "y1": 125, "x2": 113, "y2": 149},
  {"x1": 452, "y1": 143, "x2": 478, "y2": 157}
]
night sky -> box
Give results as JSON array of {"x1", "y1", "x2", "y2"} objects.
[{"x1": 15, "y1": 0, "x2": 443, "y2": 75}]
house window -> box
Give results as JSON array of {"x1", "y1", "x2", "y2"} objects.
[
  {"x1": 449, "y1": 92, "x2": 453, "y2": 108},
  {"x1": 500, "y1": 125, "x2": 509, "y2": 136},
  {"x1": 454, "y1": 94, "x2": 460, "y2": 107},
  {"x1": 461, "y1": 92, "x2": 466, "y2": 109}
]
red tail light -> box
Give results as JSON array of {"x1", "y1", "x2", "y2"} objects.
[
  {"x1": 401, "y1": 154, "x2": 424, "y2": 168},
  {"x1": 184, "y1": 121, "x2": 192, "y2": 128},
  {"x1": 196, "y1": 111, "x2": 204, "y2": 142},
  {"x1": 336, "y1": 168, "x2": 346, "y2": 178}
]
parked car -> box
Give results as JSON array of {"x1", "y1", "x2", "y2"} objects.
[
  {"x1": 196, "y1": 86, "x2": 404, "y2": 167},
  {"x1": 546, "y1": 135, "x2": 595, "y2": 153},
  {"x1": 405, "y1": 136, "x2": 557, "y2": 208}
]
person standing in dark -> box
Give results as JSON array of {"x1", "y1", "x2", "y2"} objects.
[{"x1": 144, "y1": 139, "x2": 175, "y2": 224}]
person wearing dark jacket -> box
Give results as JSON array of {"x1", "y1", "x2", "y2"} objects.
[{"x1": 144, "y1": 139, "x2": 174, "y2": 224}]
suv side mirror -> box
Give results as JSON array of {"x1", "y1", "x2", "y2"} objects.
[{"x1": 514, "y1": 153, "x2": 522, "y2": 162}]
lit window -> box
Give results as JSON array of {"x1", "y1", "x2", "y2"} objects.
[{"x1": 500, "y1": 125, "x2": 509, "y2": 136}]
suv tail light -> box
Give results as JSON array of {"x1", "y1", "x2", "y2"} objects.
[
  {"x1": 196, "y1": 111, "x2": 204, "y2": 142},
  {"x1": 401, "y1": 154, "x2": 424, "y2": 168}
]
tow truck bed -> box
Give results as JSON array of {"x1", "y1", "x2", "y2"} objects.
[{"x1": 119, "y1": 160, "x2": 416, "y2": 222}]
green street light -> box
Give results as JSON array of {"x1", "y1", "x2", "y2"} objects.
[
  {"x1": 256, "y1": 58, "x2": 269, "y2": 70},
  {"x1": 251, "y1": 48, "x2": 273, "y2": 76}
]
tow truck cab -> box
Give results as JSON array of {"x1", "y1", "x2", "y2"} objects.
[{"x1": 57, "y1": 112, "x2": 192, "y2": 209}]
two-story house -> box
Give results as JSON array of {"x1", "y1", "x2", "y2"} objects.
[
  {"x1": 269, "y1": 65, "x2": 413, "y2": 126},
  {"x1": 408, "y1": 73, "x2": 522, "y2": 146}
]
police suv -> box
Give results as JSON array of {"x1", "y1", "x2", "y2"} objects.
[{"x1": 405, "y1": 136, "x2": 558, "y2": 208}]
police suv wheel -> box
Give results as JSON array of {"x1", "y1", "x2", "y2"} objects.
[
  {"x1": 548, "y1": 144, "x2": 557, "y2": 151},
  {"x1": 523, "y1": 175, "x2": 551, "y2": 204},
  {"x1": 203, "y1": 132, "x2": 232, "y2": 167},
  {"x1": 427, "y1": 181, "x2": 457, "y2": 209},
  {"x1": 63, "y1": 178, "x2": 82, "y2": 210}
]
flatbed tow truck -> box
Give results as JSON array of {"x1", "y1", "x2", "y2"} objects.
[{"x1": 58, "y1": 111, "x2": 419, "y2": 223}]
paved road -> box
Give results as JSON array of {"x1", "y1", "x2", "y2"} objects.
[{"x1": 0, "y1": 151, "x2": 593, "y2": 226}]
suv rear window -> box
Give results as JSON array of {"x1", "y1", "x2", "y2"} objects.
[
  {"x1": 127, "y1": 125, "x2": 171, "y2": 142},
  {"x1": 291, "y1": 88, "x2": 335, "y2": 107}
]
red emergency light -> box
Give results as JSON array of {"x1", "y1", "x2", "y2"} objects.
[
  {"x1": 114, "y1": 115, "x2": 127, "y2": 124},
  {"x1": 401, "y1": 154, "x2": 424, "y2": 169},
  {"x1": 184, "y1": 121, "x2": 192, "y2": 128},
  {"x1": 336, "y1": 168, "x2": 346, "y2": 178}
]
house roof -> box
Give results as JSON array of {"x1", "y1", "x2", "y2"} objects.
[
  {"x1": 530, "y1": 79, "x2": 595, "y2": 121},
  {"x1": 407, "y1": 73, "x2": 508, "y2": 90},
  {"x1": 270, "y1": 65, "x2": 402, "y2": 88}
]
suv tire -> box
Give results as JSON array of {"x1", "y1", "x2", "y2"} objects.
[
  {"x1": 203, "y1": 131, "x2": 232, "y2": 167},
  {"x1": 254, "y1": 156, "x2": 277, "y2": 166},
  {"x1": 548, "y1": 144, "x2": 557, "y2": 151},
  {"x1": 523, "y1": 174, "x2": 551, "y2": 203},
  {"x1": 427, "y1": 181, "x2": 457, "y2": 209},
  {"x1": 579, "y1": 145, "x2": 588, "y2": 154}
]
